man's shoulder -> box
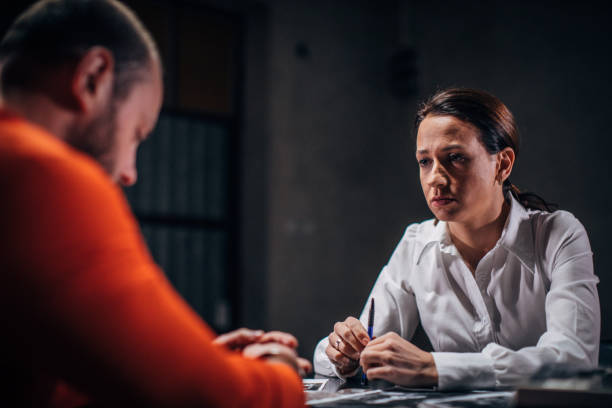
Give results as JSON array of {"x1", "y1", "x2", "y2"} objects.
[
  {"x1": 0, "y1": 115, "x2": 137, "y2": 261},
  {"x1": 0, "y1": 114, "x2": 111, "y2": 191}
]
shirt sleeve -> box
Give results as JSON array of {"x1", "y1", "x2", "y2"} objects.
[
  {"x1": 1, "y1": 153, "x2": 305, "y2": 407},
  {"x1": 313, "y1": 227, "x2": 420, "y2": 378},
  {"x1": 431, "y1": 212, "x2": 600, "y2": 390}
]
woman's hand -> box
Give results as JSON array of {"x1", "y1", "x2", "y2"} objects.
[
  {"x1": 325, "y1": 316, "x2": 371, "y2": 375},
  {"x1": 360, "y1": 332, "x2": 438, "y2": 387}
]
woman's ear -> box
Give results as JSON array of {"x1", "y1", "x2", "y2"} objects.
[
  {"x1": 71, "y1": 46, "x2": 114, "y2": 113},
  {"x1": 497, "y1": 147, "x2": 515, "y2": 183}
]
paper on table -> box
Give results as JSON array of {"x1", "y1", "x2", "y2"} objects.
[
  {"x1": 417, "y1": 391, "x2": 514, "y2": 408},
  {"x1": 303, "y1": 379, "x2": 329, "y2": 391},
  {"x1": 306, "y1": 388, "x2": 432, "y2": 405},
  {"x1": 306, "y1": 389, "x2": 384, "y2": 406}
]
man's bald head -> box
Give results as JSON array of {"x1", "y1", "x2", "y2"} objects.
[{"x1": 0, "y1": 0, "x2": 159, "y2": 101}]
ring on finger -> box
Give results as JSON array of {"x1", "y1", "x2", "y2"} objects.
[{"x1": 336, "y1": 339, "x2": 342, "y2": 350}]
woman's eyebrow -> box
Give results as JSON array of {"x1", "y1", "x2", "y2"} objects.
[
  {"x1": 417, "y1": 144, "x2": 465, "y2": 155},
  {"x1": 441, "y1": 144, "x2": 465, "y2": 151}
]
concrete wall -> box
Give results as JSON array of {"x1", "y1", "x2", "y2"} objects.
[
  {"x1": 238, "y1": 0, "x2": 612, "y2": 359},
  {"x1": 260, "y1": 0, "x2": 425, "y2": 358}
]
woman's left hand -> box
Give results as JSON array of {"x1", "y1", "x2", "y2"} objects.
[{"x1": 360, "y1": 332, "x2": 438, "y2": 387}]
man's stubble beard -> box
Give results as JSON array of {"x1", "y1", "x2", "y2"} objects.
[{"x1": 66, "y1": 101, "x2": 118, "y2": 178}]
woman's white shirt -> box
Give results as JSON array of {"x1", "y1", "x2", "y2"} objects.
[{"x1": 313, "y1": 195, "x2": 600, "y2": 390}]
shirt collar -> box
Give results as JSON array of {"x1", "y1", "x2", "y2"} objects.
[
  {"x1": 498, "y1": 193, "x2": 536, "y2": 273},
  {"x1": 415, "y1": 194, "x2": 536, "y2": 273}
]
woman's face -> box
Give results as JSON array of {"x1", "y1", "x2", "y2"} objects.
[{"x1": 416, "y1": 115, "x2": 503, "y2": 225}]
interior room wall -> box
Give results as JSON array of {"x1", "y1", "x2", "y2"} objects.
[{"x1": 254, "y1": 0, "x2": 429, "y2": 358}]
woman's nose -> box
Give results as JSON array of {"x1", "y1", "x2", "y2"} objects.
[{"x1": 428, "y1": 161, "x2": 448, "y2": 188}]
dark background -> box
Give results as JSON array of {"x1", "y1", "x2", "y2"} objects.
[{"x1": 2, "y1": 0, "x2": 611, "y2": 362}]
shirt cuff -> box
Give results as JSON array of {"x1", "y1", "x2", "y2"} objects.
[
  {"x1": 331, "y1": 364, "x2": 360, "y2": 381},
  {"x1": 313, "y1": 337, "x2": 359, "y2": 380},
  {"x1": 431, "y1": 352, "x2": 496, "y2": 390}
]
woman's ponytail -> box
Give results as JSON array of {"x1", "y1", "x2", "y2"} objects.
[{"x1": 503, "y1": 180, "x2": 557, "y2": 212}]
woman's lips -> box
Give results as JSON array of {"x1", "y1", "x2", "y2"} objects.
[{"x1": 431, "y1": 197, "x2": 456, "y2": 207}]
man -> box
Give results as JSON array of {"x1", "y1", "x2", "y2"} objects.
[{"x1": 0, "y1": 1, "x2": 308, "y2": 406}]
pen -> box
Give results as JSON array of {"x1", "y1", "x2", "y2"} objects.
[{"x1": 362, "y1": 297, "x2": 375, "y2": 385}]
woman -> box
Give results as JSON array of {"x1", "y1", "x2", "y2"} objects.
[{"x1": 313, "y1": 88, "x2": 600, "y2": 390}]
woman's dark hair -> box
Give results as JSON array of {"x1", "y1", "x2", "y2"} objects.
[
  {"x1": 0, "y1": 0, "x2": 159, "y2": 101},
  {"x1": 415, "y1": 88, "x2": 556, "y2": 212}
]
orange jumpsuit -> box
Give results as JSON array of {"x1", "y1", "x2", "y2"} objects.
[{"x1": 0, "y1": 110, "x2": 304, "y2": 407}]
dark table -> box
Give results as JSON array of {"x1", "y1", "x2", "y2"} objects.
[
  {"x1": 304, "y1": 342, "x2": 612, "y2": 407},
  {"x1": 306, "y1": 366, "x2": 612, "y2": 408},
  {"x1": 305, "y1": 376, "x2": 513, "y2": 407}
]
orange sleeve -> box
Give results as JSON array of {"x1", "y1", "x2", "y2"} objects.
[{"x1": 0, "y1": 133, "x2": 304, "y2": 407}]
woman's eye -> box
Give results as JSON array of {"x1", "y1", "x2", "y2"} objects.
[
  {"x1": 418, "y1": 158, "x2": 431, "y2": 167},
  {"x1": 449, "y1": 153, "x2": 465, "y2": 163}
]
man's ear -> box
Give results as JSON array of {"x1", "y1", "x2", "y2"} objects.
[
  {"x1": 497, "y1": 147, "x2": 516, "y2": 183},
  {"x1": 71, "y1": 47, "x2": 114, "y2": 113}
]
